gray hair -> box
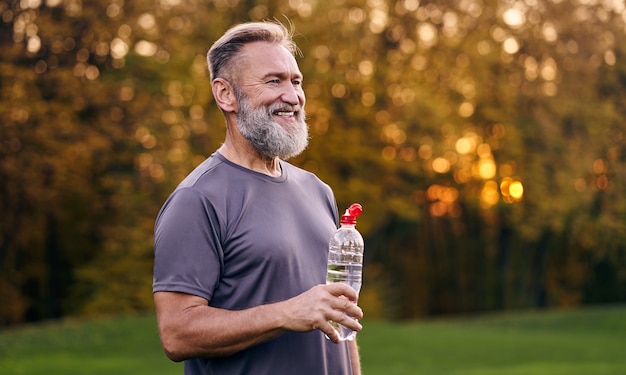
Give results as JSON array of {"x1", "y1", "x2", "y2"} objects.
[{"x1": 207, "y1": 21, "x2": 300, "y2": 82}]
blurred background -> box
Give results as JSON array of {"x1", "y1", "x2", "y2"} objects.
[{"x1": 1, "y1": 0, "x2": 625, "y2": 327}]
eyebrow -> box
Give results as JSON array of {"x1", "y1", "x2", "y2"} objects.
[{"x1": 262, "y1": 71, "x2": 303, "y2": 81}]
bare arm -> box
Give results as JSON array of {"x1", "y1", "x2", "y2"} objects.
[
  {"x1": 348, "y1": 339, "x2": 361, "y2": 375},
  {"x1": 154, "y1": 283, "x2": 363, "y2": 361}
]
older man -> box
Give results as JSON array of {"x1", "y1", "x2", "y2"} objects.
[{"x1": 153, "y1": 21, "x2": 363, "y2": 375}]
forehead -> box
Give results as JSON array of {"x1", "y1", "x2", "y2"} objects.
[{"x1": 238, "y1": 41, "x2": 302, "y2": 79}]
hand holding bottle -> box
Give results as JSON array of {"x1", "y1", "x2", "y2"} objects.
[{"x1": 325, "y1": 203, "x2": 364, "y2": 341}]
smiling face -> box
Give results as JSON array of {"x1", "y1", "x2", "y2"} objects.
[{"x1": 232, "y1": 42, "x2": 309, "y2": 160}]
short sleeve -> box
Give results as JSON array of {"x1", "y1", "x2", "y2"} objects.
[{"x1": 153, "y1": 187, "x2": 223, "y2": 302}]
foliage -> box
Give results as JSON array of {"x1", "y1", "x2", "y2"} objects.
[{"x1": 0, "y1": 0, "x2": 625, "y2": 324}]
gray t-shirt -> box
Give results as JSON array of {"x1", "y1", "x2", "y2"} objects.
[{"x1": 153, "y1": 152, "x2": 352, "y2": 375}]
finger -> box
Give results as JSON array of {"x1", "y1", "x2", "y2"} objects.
[
  {"x1": 324, "y1": 322, "x2": 340, "y2": 343},
  {"x1": 334, "y1": 312, "x2": 363, "y2": 332},
  {"x1": 330, "y1": 297, "x2": 363, "y2": 320},
  {"x1": 325, "y1": 283, "x2": 358, "y2": 301},
  {"x1": 345, "y1": 303, "x2": 364, "y2": 320}
]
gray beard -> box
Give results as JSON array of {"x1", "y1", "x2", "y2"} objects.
[{"x1": 235, "y1": 93, "x2": 309, "y2": 160}]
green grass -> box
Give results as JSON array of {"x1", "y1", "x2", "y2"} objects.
[
  {"x1": 1, "y1": 305, "x2": 625, "y2": 374},
  {"x1": 358, "y1": 305, "x2": 626, "y2": 375},
  {"x1": 0, "y1": 314, "x2": 181, "y2": 375}
]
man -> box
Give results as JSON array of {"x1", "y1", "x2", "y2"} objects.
[{"x1": 153, "y1": 21, "x2": 363, "y2": 375}]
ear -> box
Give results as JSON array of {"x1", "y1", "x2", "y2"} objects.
[{"x1": 212, "y1": 78, "x2": 238, "y2": 113}]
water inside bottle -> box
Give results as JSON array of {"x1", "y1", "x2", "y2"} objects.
[
  {"x1": 326, "y1": 261, "x2": 362, "y2": 341},
  {"x1": 326, "y1": 262, "x2": 362, "y2": 292}
]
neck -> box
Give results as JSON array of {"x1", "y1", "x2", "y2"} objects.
[
  {"x1": 218, "y1": 141, "x2": 281, "y2": 177},
  {"x1": 217, "y1": 114, "x2": 283, "y2": 177}
]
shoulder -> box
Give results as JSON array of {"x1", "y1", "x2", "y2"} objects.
[
  {"x1": 156, "y1": 154, "x2": 229, "y2": 224},
  {"x1": 175, "y1": 153, "x2": 226, "y2": 190},
  {"x1": 281, "y1": 161, "x2": 336, "y2": 211},
  {"x1": 281, "y1": 161, "x2": 329, "y2": 186}
]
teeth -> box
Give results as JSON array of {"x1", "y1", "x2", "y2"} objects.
[{"x1": 275, "y1": 111, "x2": 295, "y2": 116}]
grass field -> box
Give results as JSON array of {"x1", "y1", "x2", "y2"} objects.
[{"x1": 0, "y1": 305, "x2": 624, "y2": 374}]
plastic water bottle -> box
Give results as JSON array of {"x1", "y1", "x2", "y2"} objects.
[{"x1": 326, "y1": 203, "x2": 364, "y2": 341}]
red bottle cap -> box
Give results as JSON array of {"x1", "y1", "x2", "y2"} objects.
[{"x1": 340, "y1": 203, "x2": 363, "y2": 225}]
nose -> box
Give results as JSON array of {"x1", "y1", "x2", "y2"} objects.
[{"x1": 281, "y1": 83, "x2": 304, "y2": 106}]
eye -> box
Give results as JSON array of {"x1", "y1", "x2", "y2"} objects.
[
  {"x1": 267, "y1": 79, "x2": 280, "y2": 84},
  {"x1": 292, "y1": 79, "x2": 302, "y2": 86}
]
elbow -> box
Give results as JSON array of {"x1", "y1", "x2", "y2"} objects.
[
  {"x1": 160, "y1": 336, "x2": 187, "y2": 362},
  {"x1": 163, "y1": 349, "x2": 186, "y2": 363},
  {"x1": 159, "y1": 329, "x2": 190, "y2": 362}
]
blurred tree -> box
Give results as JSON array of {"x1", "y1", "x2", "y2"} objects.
[
  {"x1": 0, "y1": 0, "x2": 161, "y2": 323},
  {"x1": 292, "y1": 0, "x2": 626, "y2": 317},
  {"x1": 1, "y1": 0, "x2": 625, "y2": 325}
]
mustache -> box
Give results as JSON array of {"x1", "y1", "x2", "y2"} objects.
[{"x1": 267, "y1": 102, "x2": 302, "y2": 114}]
